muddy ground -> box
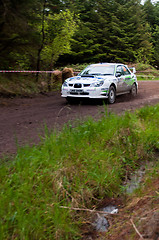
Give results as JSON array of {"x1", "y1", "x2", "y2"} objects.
[{"x1": 0, "y1": 80, "x2": 159, "y2": 157}]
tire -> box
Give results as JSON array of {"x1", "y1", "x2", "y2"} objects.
[
  {"x1": 130, "y1": 83, "x2": 137, "y2": 97},
  {"x1": 108, "y1": 86, "x2": 116, "y2": 104}
]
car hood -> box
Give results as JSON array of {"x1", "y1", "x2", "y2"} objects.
[{"x1": 65, "y1": 75, "x2": 115, "y2": 84}]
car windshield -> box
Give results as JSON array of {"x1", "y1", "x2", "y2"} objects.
[{"x1": 79, "y1": 64, "x2": 115, "y2": 76}]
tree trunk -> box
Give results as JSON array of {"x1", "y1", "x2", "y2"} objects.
[{"x1": 36, "y1": 0, "x2": 46, "y2": 82}]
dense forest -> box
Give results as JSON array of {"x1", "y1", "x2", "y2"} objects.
[{"x1": 0, "y1": 0, "x2": 159, "y2": 71}]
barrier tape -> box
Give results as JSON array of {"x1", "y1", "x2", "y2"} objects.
[{"x1": 0, "y1": 70, "x2": 54, "y2": 73}]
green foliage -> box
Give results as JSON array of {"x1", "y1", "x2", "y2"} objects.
[
  {"x1": 61, "y1": 63, "x2": 90, "y2": 72},
  {"x1": 136, "y1": 63, "x2": 155, "y2": 71},
  {"x1": 0, "y1": 0, "x2": 42, "y2": 70},
  {"x1": 41, "y1": 9, "x2": 78, "y2": 69},
  {"x1": 135, "y1": 63, "x2": 159, "y2": 81},
  {"x1": 9, "y1": 53, "x2": 31, "y2": 70},
  {"x1": 152, "y1": 25, "x2": 159, "y2": 66},
  {"x1": 143, "y1": 1, "x2": 159, "y2": 65},
  {"x1": 0, "y1": 0, "x2": 159, "y2": 71},
  {"x1": 0, "y1": 104, "x2": 159, "y2": 238},
  {"x1": 58, "y1": 0, "x2": 156, "y2": 65},
  {"x1": 134, "y1": 24, "x2": 154, "y2": 64}
]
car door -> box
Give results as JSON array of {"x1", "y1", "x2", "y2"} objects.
[
  {"x1": 122, "y1": 66, "x2": 133, "y2": 91},
  {"x1": 115, "y1": 65, "x2": 126, "y2": 93}
]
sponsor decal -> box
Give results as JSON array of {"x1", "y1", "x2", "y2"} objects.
[
  {"x1": 101, "y1": 88, "x2": 108, "y2": 91},
  {"x1": 101, "y1": 88, "x2": 109, "y2": 93},
  {"x1": 124, "y1": 77, "x2": 135, "y2": 86}
]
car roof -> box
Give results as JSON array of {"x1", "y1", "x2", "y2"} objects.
[{"x1": 89, "y1": 63, "x2": 124, "y2": 67}]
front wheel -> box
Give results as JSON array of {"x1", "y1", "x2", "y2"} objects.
[
  {"x1": 108, "y1": 86, "x2": 116, "y2": 104},
  {"x1": 130, "y1": 83, "x2": 137, "y2": 97}
]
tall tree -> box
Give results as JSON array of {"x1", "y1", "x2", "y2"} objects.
[
  {"x1": 58, "y1": 0, "x2": 154, "y2": 65},
  {"x1": 0, "y1": 0, "x2": 43, "y2": 69},
  {"x1": 143, "y1": 0, "x2": 159, "y2": 65}
]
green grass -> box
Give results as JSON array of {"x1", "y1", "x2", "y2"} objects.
[
  {"x1": 0, "y1": 73, "x2": 40, "y2": 96},
  {"x1": 0, "y1": 105, "x2": 159, "y2": 239},
  {"x1": 135, "y1": 63, "x2": 156, "y2": 71},
  {"x1": 0, "y1": 73, "x2": 61, "y2": 96},
  {"x1": 137, "y1": 75, "x2": 159, "y2": 81},
  {"x1": 135, "y1": 63, "x2": 159, "y2": 81}
]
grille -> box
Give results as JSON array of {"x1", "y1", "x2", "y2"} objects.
[
  {"x1": 84, "y1": 84, "x2": 90, "y2": 87},
  {"x1": 74, "y1": 83, "x2": 82, "y2": 88}
]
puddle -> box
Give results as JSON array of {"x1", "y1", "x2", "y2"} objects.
[
  {"x1": 91, "y1": 166, "x2": 147, "y2": 233},
  {"x1": 92, "y1": 205, "x2": 118, "y2": 232},
  {"x1": 91, "y1": 165, "x2": 145, "y2": 234},
  {"x1": 89, "y1": 162, "x2": 155, "y2": 235}
]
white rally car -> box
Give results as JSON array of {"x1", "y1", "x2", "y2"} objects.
[{"x1": 61, "y1": 63, "x2": 138, "y2": 103}]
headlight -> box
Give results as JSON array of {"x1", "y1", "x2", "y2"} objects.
[
  {"x1": 63, "y1": 81, "x2": 68, "y2": 87},
  {"x1": 91, "y1": 81, "x2": 104, "y2": 87}
]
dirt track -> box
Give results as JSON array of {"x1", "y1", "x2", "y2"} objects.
[{"x1": 0, "y1": 80, "x2": 159, "y2": 157}]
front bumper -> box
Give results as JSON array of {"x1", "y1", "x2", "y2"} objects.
[{"x1": 61, "y1": 87, "x2": 109, "y2": 99}]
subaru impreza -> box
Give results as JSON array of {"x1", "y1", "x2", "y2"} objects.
[{"x1": 61, "y1": 63, "x2": 137, "y2": 104}]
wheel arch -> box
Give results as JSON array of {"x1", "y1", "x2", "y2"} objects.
[
  {"x1": 108, "y1": 84, "x2": 116, "y2": 104},
  {"x1": 109, "y1": 83, "x2": 116, "y2": 91},
  {"x1": 130, "y1": 82, "x2": 138, "y2": 96}
]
